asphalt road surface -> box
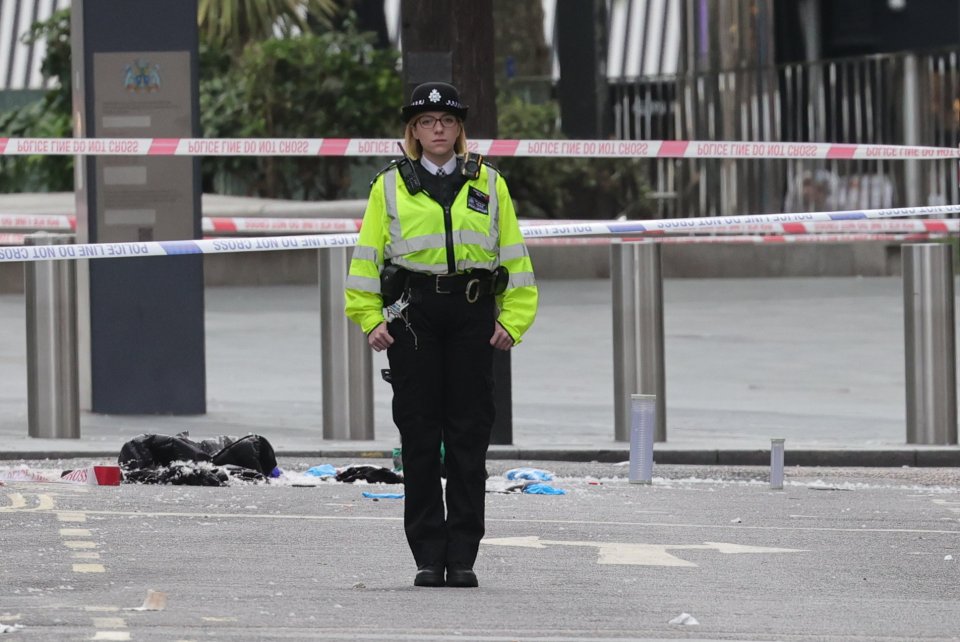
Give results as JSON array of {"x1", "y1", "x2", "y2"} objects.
[{"x1": 2, "y1": 460, "x2": 959, "y2": 641}]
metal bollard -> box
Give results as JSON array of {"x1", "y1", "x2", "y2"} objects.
[
  {"x1": 902, "y1": 244, "x2": 958, "y2": 444},
  {"x1": 612, "y1": 241, "x2": 666, "y2": 442},
  {"x1": 319, "y1": 246, "x2": 373, "y2": 440},
  {"x1": 769, "y1": 438, "x2": 785, "y2": 490},
  {"x1": 25, "y1": 233, "x2": 79, "y2": 438},
  {"x1": 629, "y1": 394, "x2": 656, "y2": 484}
]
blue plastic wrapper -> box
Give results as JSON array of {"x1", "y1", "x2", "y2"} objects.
[
  {"x1": 362, "y1": 491, "x2": 405, "y2": 499},
  {"x1": 305, "y1": 464, "x2": 337, "y2": 478},
  {"x1": 505, "y1": 467, "x2": 554, "y2": 481},
  {"x1": 269, "y1": 466, "x2": 282, "y2": 478},
  {"x1": 523, "y1": 483, "x2": 566, "y2": 495}
]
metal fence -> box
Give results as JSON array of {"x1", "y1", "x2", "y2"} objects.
[{"x1": 612, "y1": 48, "x2": 960, "y2": 218}]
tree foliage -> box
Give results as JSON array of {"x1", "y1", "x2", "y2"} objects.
[
  {"x1": 0, "y1": 9, "x2": 73, "y2": 192},
  {"x1": 197, "y1": 0, "x2": 338, "y2": 53},
  {"x1": 0, "y1": 8, "x2": 401, "y2": 199},
  {"x1": 495, "y1": 95, "x2": 652, "y2": 220},
  {"x1": 200, "y1": 21, "x2": 402, "y2": 199}
]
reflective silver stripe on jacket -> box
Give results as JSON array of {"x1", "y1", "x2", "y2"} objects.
[
  {"x1": 505, "y1": 272, "x2": 537, "y2": 290},
  {"x1": 499, "y1": 242, "x2": 529, "y2": 262},
  {"x1": 351, "y1": 245, "x2": 379, "y2": 264},
  {"x1": 345, "y1": 274, "x2": 381, "y2": 293},
  {"x1": 487, "y1": 166, "x2": 500, "y2": 242},
  {"x1": 384, "y1": 169, "x2": 402, "y2": 246}
]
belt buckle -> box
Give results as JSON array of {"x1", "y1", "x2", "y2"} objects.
[{"x1": 435, "y1": 274, "x2": 454, "y2": 294}]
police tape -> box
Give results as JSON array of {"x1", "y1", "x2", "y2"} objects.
[
  {"x1": 2, "y1": 137, "x2": 959, "y2": 160},
  {"x1": 526, "y1": 233, "x2": 944, "y2": 246},
  {"x1": 5, "y1": 213, "x2": 960, "y2": 237},
  {"x1": 0, "y1": 203, "x2": 957, "y2": 264}
]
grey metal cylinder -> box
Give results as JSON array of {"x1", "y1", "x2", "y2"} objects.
[
  {"x1": 629, "y1": 394, "x2": 656, "y2": 484},
  {"x1": 319, "y1": 246, "x2": 373, "y2": 440},
  {"x1": 612, "y1": 241, "x2": 666, "y2": 442},
  {"x1": 902, "y1": 244, "x2": 957, "y2": 445},
  {"x1": 25, "y1": 233, "x2": 79, "y2": 439}
]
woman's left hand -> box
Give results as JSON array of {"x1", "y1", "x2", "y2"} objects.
[{"x1": 490, "y1": 322, "x2": 514, "y2": 351}]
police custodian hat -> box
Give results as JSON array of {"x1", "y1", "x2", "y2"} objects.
[{"x1": 401, "y1": 82, "x2": 469, "y2": 122}]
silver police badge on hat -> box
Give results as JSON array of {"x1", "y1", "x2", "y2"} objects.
[{"x1": 428, "y1": 89, "x2": 441, "y2": 103}]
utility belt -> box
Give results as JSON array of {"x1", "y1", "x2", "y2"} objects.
[{"x1": 382, "y1": 265, "x2": 508, "y2": 304}]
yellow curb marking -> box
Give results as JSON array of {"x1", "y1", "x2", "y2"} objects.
[
  {"x1": 91, "y1": 617, "x2": 126, "y2": 628},
  {"x1": 73, "y1": 552, "x2": 101, "y2": 559},
  {"x1": 0, "y1": 614, "x2": 21, "y2": 623},
  {"x1": 60, "y1": 528, "x2": 92, "y2": 537},
  {"x1": 64, "y1": 540, "x2": 98, "y2": 549},
  {"x1": 57, "y1": 512, "x2": 86, "y2": 522},
  {"x1": 73, "y1": 564, "x2": 105, "y2": 573}
]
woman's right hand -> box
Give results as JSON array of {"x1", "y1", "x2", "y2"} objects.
[{"x1": 368, "y1": 322, "x2": 394, "y2": 352}]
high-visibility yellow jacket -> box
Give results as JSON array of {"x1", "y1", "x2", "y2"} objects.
[{"x1": 344, "y1": 159, "x2": 538, "y2": 343}]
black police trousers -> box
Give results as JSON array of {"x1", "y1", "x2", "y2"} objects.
[{"x1": 386, "y1": 285, "x2": 496, "y2": 569}]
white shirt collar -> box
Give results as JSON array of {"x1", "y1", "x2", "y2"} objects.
[{"x1": 420, "y1": 155, "x2": 458, "y2": 177}]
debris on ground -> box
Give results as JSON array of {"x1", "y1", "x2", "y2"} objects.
[{"x1": 668, "y1": 612, "x2": 699, "y2": 626}]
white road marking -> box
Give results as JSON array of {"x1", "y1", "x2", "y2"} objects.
[
  {"x1": 61, "y1": 507, "x2": 959, "y2": 535},
  {"x1": 91, "y1": 617, "x2": 126, "y2": 628},
  {"x1": 84, "y1": 607, "x2": 119, "y2": 612},
  {"x1": 91, "y1": 632, "x2": 130, "y2": 641},
  {"x1": 60, "y1": 528, "x2": 92, "y2": 537},
  {"x1": 73, "y1": 564, "x2": 105, "y2": 573},
  {"x1": 201, "y1": 617, "x2": 237, "y2": 622},
  {"x1": 482, "y1": 537, "x2": 805, "y2": 567},
  {"x1": 64, "y1": 540, "x2": 98, "y2": 549},
  {"x1": 0, "y1": 615, "x2": 21, "y2": 623},
  {"x1": 73, "y1": 552, "x2": 101, "y2": 559},
  {"x1": 57, "y1": 512, "x2": 87, "y2": 522},
  {"x1": 932, "y1": 499, "x2": 960, "y2": 513}
]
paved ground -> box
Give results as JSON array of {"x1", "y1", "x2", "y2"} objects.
[
  {"x1": 0, "y1": 277, "x2": 958, "y2": 465},
  {"x1": 2, "y1": 459, "x2": 959, "y2": 641}
]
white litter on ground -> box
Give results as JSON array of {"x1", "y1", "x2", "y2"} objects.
[
  {"x1": 668, "y1": 612, "x2": 699, "y2": 626},
  {"x1": 0, "y1": 623, "x2": 24, "y2": 634}
]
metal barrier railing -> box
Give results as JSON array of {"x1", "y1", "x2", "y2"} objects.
[{"x1": 15, "y1": 218, "x2": 958, "y2": 446}]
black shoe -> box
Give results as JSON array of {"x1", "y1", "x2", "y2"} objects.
[
  {"x1": 445, "y1": 566, "x2": 478, "y2": 588},
  {"x1": 414, "y1": 565, "x2": 445, "y2": 587}
]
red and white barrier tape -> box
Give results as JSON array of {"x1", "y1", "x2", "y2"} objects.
[{"x1": 2, "y1": 137, "x2": 959, "y2": 159}]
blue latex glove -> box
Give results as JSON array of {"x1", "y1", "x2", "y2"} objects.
[
  {"x1": 362, "y1": 491, "x2": 405, "y2": 499},
  {"x1": 305, "y1": 464, "x2": 337, "y2": 478},
  {"x1": 505, "y1": 468, "x2": 554, "y2": 481},
  {"x1": 523, "y1": 483, "x2": 566, "y2": 495}
]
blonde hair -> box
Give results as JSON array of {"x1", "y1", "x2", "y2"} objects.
[{"x1": 403, "y1": 118, "x2": 468, "y2": 160}]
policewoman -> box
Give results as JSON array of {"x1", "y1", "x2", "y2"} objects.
[{"x1": 344, "y1": 82, "x2": 537, "y2": 588}]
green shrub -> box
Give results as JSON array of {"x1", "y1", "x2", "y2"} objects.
[
  {"x1": 495, "y1": 94, "x2": 653, "y2": 220},
  {"x1": 200, "y1": 22, "x2": 402, "y2": 200},
  {"x1": 0, "y1": 9, "x2": 72, "y2": 193}
]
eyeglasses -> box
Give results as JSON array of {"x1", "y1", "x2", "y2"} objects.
[{"x1": 416, "y1": 115, "x2": 459, "y2": 129}]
